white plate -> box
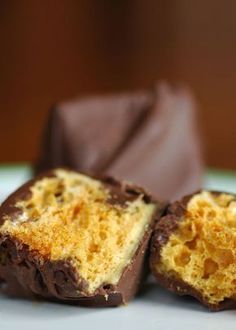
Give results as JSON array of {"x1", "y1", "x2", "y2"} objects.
[{"x1": 0, "y1": 166, "x2": 236, "y2": 330}]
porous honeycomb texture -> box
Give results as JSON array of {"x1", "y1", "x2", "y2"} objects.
[
  {"x1": 158, "y1": 191, "x2": 236, "y2": 305},
  {"x1": 0, "y1": 169, "x2": 155, "y2": 293}
]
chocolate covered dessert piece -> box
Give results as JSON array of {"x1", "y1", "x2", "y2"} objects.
[
  {"x1": 0, "y1": 169, "x2": 163, "y2": 306},
  {"x1": 36, "y1": 83, "x2": 203, "y2": 201},
  {"x1": 150, "y1": 190, "x2": 236, "y2": 310}
]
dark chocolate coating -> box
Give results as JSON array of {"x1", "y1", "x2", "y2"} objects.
[
  {"x1": 0, "y1": 170, "x2": 164, "y2": 306},
  {"x1": 150, "y1": 191, "x2": 236, "y2": 311},
  {"x1": 36, "y1": 83, "x2": 203, "y2": 201},
  {"x1": 36, "y1": 92, "x2": 152, "y2": 175}
]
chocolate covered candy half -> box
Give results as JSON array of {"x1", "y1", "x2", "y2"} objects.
[
  {"x1": 150, "y1": 190, "x2": 236, "y2": 310},
  {"x1": 0, "y1": 169, "x2": 163, "y2": 306}
]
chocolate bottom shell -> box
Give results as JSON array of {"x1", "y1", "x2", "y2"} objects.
[
  {"x1": 150, "y1": 190, "x2": 236, "y2": 310},
  {"x1": 0, "y1": 169, "x2": 163, "y2": 306}
]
